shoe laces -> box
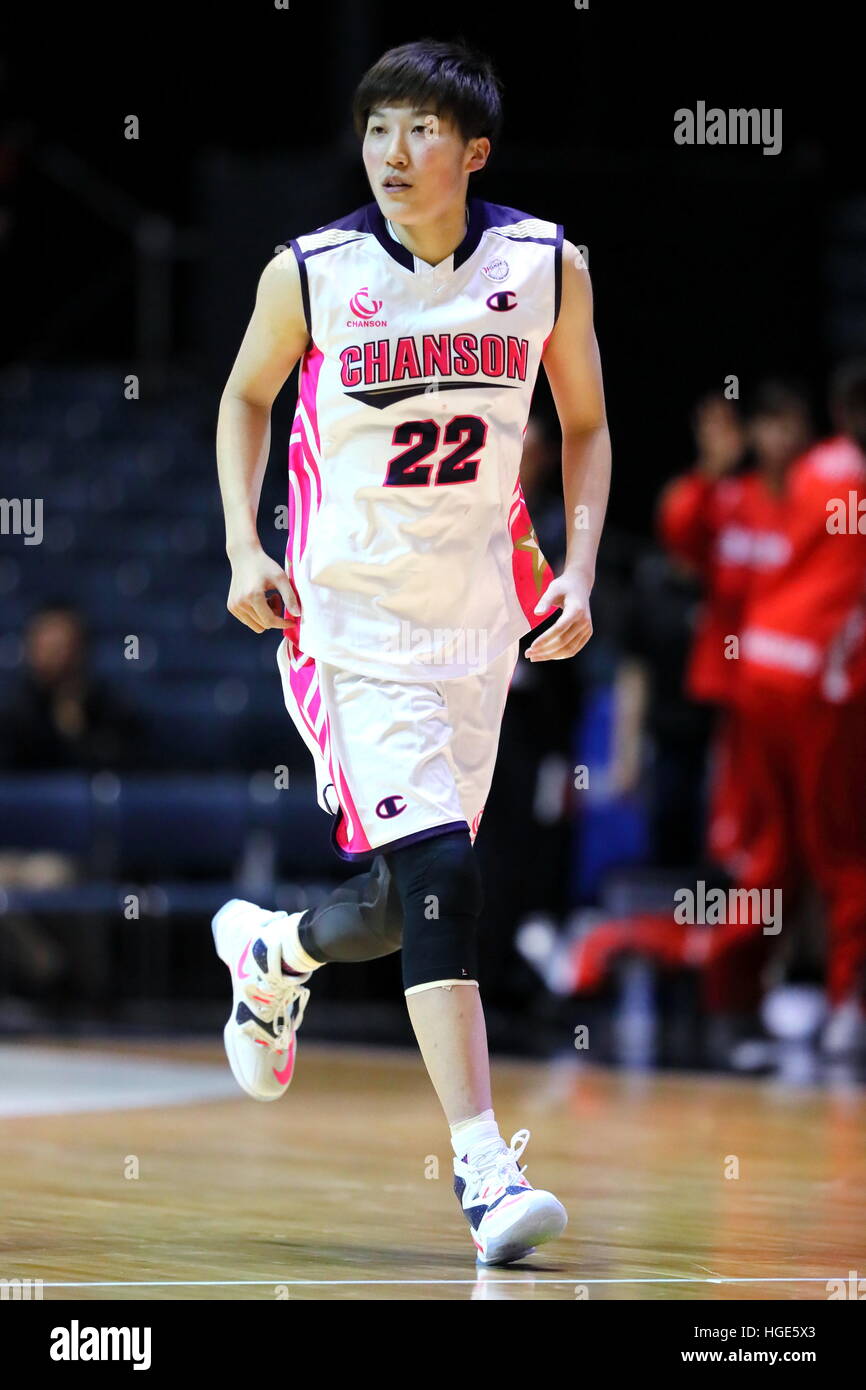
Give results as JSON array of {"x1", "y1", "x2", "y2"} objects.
[
  {"x1": 471, "y1": 1128, "x2": 531, "y2": 1192},
  {"x1": 246, "y1": 960, "x2": 310, "y2": 1052}
]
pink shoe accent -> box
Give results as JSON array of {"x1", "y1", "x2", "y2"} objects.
[
  {"x1": 489, "y1": 1194, "x2": 526, "y2": 1216},
  {"x1": 272, "y1": 1034, "x2": 297, "y2": 1085},
  {"x1": 237, "y1": 939, "x2": 253, "y2": 980}
]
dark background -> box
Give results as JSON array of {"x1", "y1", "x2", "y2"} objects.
[
  {"x1": 0, "y1": 1, "x2": 864, "y2": 1061},
  {"x1": 4, "y1": 0, "x2": 863, "y2": 528}
]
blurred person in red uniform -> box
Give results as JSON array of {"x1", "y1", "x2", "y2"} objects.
[
  {"x1": 657, "y1": 383, "x2": 814, "y2": 874},
  {"x1": 612, "y1": 394, "x2": 744, "y2": 864},
  {"x1": 700, "y1": 362, "x2": 866, "y2": 1059}
]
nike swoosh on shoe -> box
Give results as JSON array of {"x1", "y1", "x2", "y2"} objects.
[{"x1": 237, "y1": 939, "x2": 253, "y2": 979}]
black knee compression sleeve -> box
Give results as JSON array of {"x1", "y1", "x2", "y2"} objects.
[
  {"x1": 297, "y1": 854, "x2": 403, "y2": 963},
  {"x1": 385, "y1": 829, "x2": 483, "y2": 991}
]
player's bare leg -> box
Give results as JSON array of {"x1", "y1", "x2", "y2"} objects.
[
  {"x1": 388, "y1": 832, "x2": 567, "y2": 1263},
  {"x1": 406, "y1": 979, "x2": 566, "y2": 1263},
  {"x1": 404, "y1": 980, "x2": 491, "y2": 1123}
]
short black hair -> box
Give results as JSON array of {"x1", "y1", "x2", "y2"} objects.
[
  {"x1": 352, "y1": 37, "x2": 504, "y2": 149},
  {"x1": 830, "y1": 358, "x2": 866, "y2": 449},
  {"x1": 689, "y1": 389, "x2": 740, "y2": 426},
  {"x1": 27, "y1": 600, "x2": 90, "y2": 643},
  {"x1": 830, "y1": 358, "x2": 866, "y2": 416},
  {"x1": 747, "y1": 378, "x2": 813, "y2": 422}
]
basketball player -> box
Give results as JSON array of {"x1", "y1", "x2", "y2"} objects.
[{"x1": 213, "y1": 38, "x2": 611, "y2": 1264}]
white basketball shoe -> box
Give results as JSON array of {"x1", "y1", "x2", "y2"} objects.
[
  {"x1": 453, "y1": 1128, "x2": 568, "y2": 1265},
  {"x1": 212, "y1": 899, "x2": 312, "y2": 1101}
]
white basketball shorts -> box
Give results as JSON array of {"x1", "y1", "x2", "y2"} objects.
[{"x1": 276, "y1": 635, "x2": 520, "y2": 860}]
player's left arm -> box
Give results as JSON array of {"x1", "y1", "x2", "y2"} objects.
[{"x1": 527, "y1": 240, "x2": 611, "y2": 661}]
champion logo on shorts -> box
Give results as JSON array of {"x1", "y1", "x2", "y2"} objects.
[{"x1": 376, "y1": 795, "x2": 407, "y2": 819}]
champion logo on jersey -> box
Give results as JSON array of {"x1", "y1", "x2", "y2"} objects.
[
  {"x1": 376, "y1": 795, "x2": 407, "y2": 819},
  {"x1": 486, "y1": 290, "x2": 518, "y2": 312},
  {"x1": 481, "y1": 257, "x2": 510, "y2": 282},
  {"x1": 347, "y1": 286, "x2": 387, "y2": 327}
]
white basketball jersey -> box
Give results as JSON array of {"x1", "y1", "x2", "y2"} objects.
[{"x1": 282, "y1": 195, "x2": 563, "y2": 680}]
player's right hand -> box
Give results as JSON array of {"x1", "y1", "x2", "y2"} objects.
[{"x1": 226, "y1": 543, "x2": 300, "y2": 633}]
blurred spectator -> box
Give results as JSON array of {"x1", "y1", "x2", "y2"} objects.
[
  {"x1": 700, "y1": 363, "x2": 866, "y2": 1058},
  {"x1": 657, "y1": 381, "x2": 814, "y2": 873},
  {"x1": 613, "y1": 393, "x2": 747, "y2": 866},
  {"x1": 0, "y1": 602, "x2": 145, "y2": 771}
]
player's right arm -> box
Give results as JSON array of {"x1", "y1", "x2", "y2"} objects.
[{"x1": 216, "y1": 248, "x2": 310, "y2": 633}]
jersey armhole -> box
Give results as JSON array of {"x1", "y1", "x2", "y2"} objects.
[
  {"x1": 552, "y1": 224, "x2": 565, "y2": 331},
  {"x1": 288, "y1": 238, "x2": 313, "y2": 348}
]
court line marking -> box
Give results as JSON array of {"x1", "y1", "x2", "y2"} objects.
[{"x1": 34, "y1": 1276, "x2": 840, "y2": 1288}]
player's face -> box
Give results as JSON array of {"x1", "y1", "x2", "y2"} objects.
[
  {"x1": 694, "y1": 399, "x2": 743, "y2": 457},
  {"x1": 363, "y1": 103, "x2": 485, "y2": 223},
  {"x1": 749, "y1": 411, "x2": 810, "y2": 466},
  {"x1": 27, "y1": 613, "x2": 82, "y2": 681}
]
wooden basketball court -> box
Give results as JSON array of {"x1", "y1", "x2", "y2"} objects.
[{"x1": 1, "y1": 1040, "x2": 863, "y2": 1300}]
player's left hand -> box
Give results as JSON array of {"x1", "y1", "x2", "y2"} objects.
[{"x1": 525, "y1": 569, "x2": 593, "y2": 661}]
